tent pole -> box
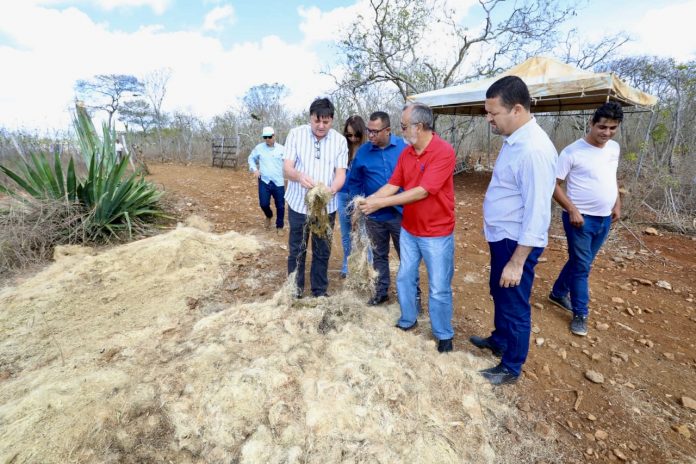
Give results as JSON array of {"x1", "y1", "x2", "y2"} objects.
[
  {"x1": 451, "y1": 117, "x2": 456, "y2": 158},
  {"x1": 487, "y1": 124, "x2": 491, "y2": 168},
  {"x1": 635, "y1": 109, "x2": 656, "y2": 180}
]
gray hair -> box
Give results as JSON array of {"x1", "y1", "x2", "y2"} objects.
[{"x1": 403, "y1": 102, "x2": 433, "y2": 131}]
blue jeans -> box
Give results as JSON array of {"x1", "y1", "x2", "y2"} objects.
[
  {"x1": 551, "y1": 211, "x2": 612, "y2": 317},
  {"x1": 396, "y1": 228, "x2": 454, "y2": 340},
  {"x1": 258, "y1": 179, "x2": 285, "y2": 229},
  {"x1": 287, "y1": 208, "x2": 335, "y2": 296},
  {"x1": 337, "y1": 192, "x2": 352, "y2": 275},
  {"x1": 488, "y1": 239, "x2": 543, "y2": 376}
]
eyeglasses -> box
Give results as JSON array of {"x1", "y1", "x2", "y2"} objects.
[
  {"x1": 366, "y1": 126, "x2": 390, "y2": 136},
  {"x1": 263, "y1": 135, "x2": 273, "y2": 139},
  {"x1": 314, "y1": 140, "x2": 320, "y2": 159},
  {"x1": 400, "y1": 122, "x2": 418, "y2": 131}
]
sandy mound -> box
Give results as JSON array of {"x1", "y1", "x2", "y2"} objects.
[{"x1": 0, "y1": 226, "x2": 544, "y2": 463}]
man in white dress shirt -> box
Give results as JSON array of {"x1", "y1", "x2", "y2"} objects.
[
  {"x1": 470, "y1": 76, "x2": 557, "y2": 385},
  {"x1": 547, "y1": 102, "x2": 623, "y2": 337},
  {"x1": 283, "y1": 98, "x2": 348, "y2": 297}
]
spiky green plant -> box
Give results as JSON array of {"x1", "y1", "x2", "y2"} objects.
[
  {"x1": 0, "y1": 150, "x2": 78, "y2": 201},
  {"x1": 0, "y1": 104, "x2": 164, "y2": 240}
]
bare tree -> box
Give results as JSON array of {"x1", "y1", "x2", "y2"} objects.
[
  {"x1": 336, "y1": 0, "x2": 577, "y2": 102},
  {"x1": 119, "y1": 99, "x2": 155, "y2": 134},
  {"x1": 143, "y1": 68, "x2": 172, "y2": 158},
  {"x1": 560, "y1": 31, "x2": 630, "y2": 70},
  {"x1": 242, "y1": 83, "x2": 289, "y2": 123},
  {"x1": 170, "y1": 111, "x2": 206, "y2": 162},
  {"x1": 595, "y1": 56, "x2": 696, "y2": 229},
  {"x1": 241, "y1": 83, "x2": 292, "y2": 145},
  {"x1": 599, "y1": 56, "x2": 696, "y2": 172},
  {"x1": 74, "y1": 74, "x2": 144, "y2": 129}
]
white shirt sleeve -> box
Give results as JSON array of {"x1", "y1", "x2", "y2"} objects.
[
  {"x1": 516, "y1": 151, "x2": 556, "y2": 247},
  {"x1": 283, "y1": 129, "x2": 297, "y2": 163},
  {"x1": 336, "y1": 136, "x2": 348, "y2": 170},
  {"x1": 555, "y1": 149, "x2": 573, "y2": 181},
  {"x1": 247, "y1": 145, "x2": 259, "y2": 172}
]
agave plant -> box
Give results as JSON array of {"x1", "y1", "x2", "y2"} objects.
[
  {"x1": 0, "y1": 150, "x2": 78, "y2": 201},
  {"x1": 0, "y1": 104, "x2": 164, "y2": 240}
]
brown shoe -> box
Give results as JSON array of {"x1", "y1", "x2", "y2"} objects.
[{"x1": 264, "y1": 217, "x2": 271, "y2": 230}]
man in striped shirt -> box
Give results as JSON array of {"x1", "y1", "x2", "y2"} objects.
[{"x1": 283, "y1": 98, "x2": 349, "y2": 297}]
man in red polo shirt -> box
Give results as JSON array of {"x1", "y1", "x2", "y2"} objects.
[{"x1": 358, "y1": 102, "x2": 456, "y2": 353}]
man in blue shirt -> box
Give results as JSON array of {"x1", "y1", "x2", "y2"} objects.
[
  {"x1": 248, "y1": 126, "x2": 285, "y2": 232},
  {"x1": 471, "y1": 76, "x2": 557, "y2": 385},
  {"x1": 347, "y1": 111, "x2": 409, "y2": 306}
]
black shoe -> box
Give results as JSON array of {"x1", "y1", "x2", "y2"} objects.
[
  {"x1": 339, "y1": 272, "x2": 347, "y2": 279},
  {"x1": 480, "y1": 364, "x2": 519, "y2": 385},
  {"x1": 438, "y1": 338, "x2": 453, "y2": 353},
  {"x1": 548, "y1": 292, "x2": 573, "y2": 313},
  {"x1": 395, "y1": 320, "x2": 418, "y2": 331},
  {"x1": 469, "y1": 335, "x2": 503, "y2": 358},
  {"x1": 570, "y1": 314, "x2": 588, "y2": 336},
  {"x1": 367, "y1": 294, "x2": 389, "y2": 306},
  {"x1": 313, "y1": 292, "x2": 328, "y2": 298}
]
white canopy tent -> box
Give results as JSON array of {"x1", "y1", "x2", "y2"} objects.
[{"x1": 408, "y1": 56, "x2": 657, "y2": 115}]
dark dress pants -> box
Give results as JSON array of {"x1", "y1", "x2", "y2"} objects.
[
  {"x1": 287, "y1": 208, "x2": 335, "y2": 296},
  {"x1": 487, "y1": 238, "x2": 543, "y2": 376},
  {"x1": 366, "y1": 216, "x2": 402, "y2": 298},
  {"x1": 258, "y1": 179, "x2": 285, "y2": 229}
]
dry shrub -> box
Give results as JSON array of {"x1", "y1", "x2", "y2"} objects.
[
  {"x1": 304, "y1": 183, "x2": 332, "y2": 238},
  {"x1": 0, "y1": 197, "x2": 86, "y2": 276},
  {"x1": 345, "y1": 195, "x2": 378, "y2": 296}
]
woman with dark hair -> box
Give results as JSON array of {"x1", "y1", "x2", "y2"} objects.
[{"x1": 337, "y1": 115, "x2": 367, "y2": 278}]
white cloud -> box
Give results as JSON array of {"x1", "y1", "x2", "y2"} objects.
[
  {"x1": 202, "y1": 5, "x2": 236, "y2": 32},
  {"x1": 622, "y1": 0, "x2": 696, "y2": 61},
  {"x1": 0, "y1": 3, "x2": 335, "y2": 131},
  {"x1": 95, "y1": 0, "x2": 172, "y2": 15},
  {"x1": 2, "y1": 0, "x2": 691, "y2": 132},
  {"x1": 298, "y1": 4, "x2": 360, "y2": 46},
  {"x1": 563, "y1": 0, "x2": 696, "y2": 63},
  {"x1": 20, "y1": 0, "x2": 171, "y2": 10},
  {"x1": 297, "y1": 0, "x2": 476, "y2": 47}
]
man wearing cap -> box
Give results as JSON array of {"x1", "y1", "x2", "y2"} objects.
[{"x1": 248, "y1": 126, "x2": 285, "y2": 231}]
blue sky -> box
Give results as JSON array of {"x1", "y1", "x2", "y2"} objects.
[
  {"x1": 0, "y1": 0, "x2": 694, "y2": 132},
  {"x1": 64, "y1": 0, "x2": 352, "y2": 44}
]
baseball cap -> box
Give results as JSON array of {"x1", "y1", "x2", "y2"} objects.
[{"x1": 262, "y1": 126, "x2": 274, "y2": 137}]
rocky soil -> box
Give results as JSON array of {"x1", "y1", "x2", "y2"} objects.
[{"x1": 147, "y1": 163, "x2": 696, "y2": 463}]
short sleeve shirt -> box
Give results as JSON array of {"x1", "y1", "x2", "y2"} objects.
[
  {"x1": 388, "y1": 133, "x2": 455, "y2": 237},
  {"x1": 556, "y1": 138, "x2": 619, "y2": 216},
  {"x1": 283, "y1": 125, "x2": 348, "y2": 214}
]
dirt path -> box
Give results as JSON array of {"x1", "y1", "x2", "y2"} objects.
[{"x1": 148, "y1": 163, "x2": 696, "y2": 463}]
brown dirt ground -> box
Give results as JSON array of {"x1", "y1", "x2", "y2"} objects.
[{"x1": 147, "y1": 162, "x2": 696, "y2": 463}]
